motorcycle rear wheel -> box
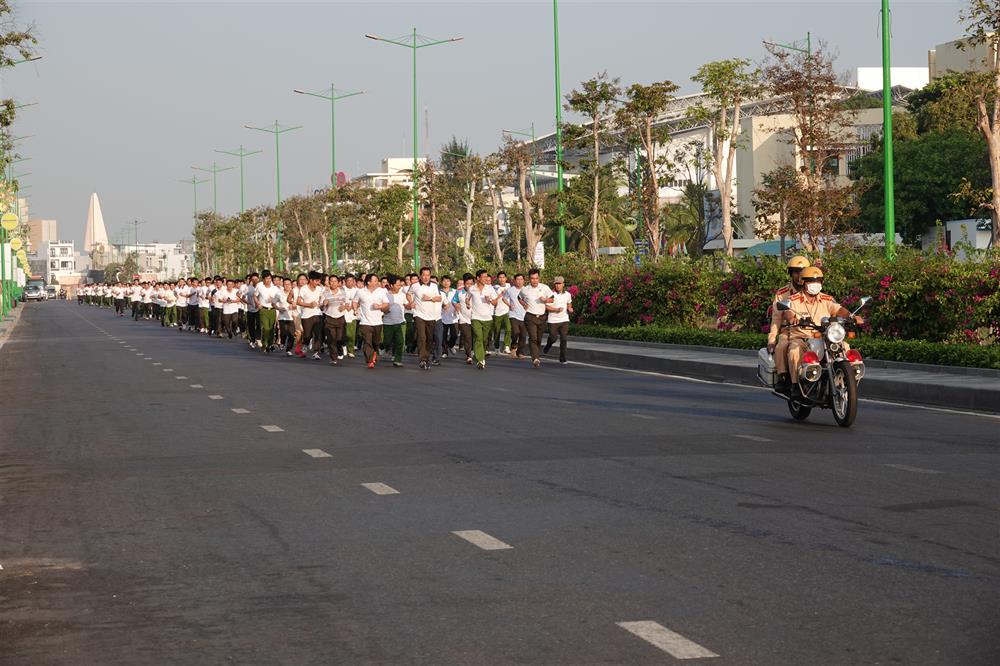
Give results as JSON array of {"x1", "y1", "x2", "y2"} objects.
[
  {"x1": 831, "y1": 361, "x2": 858, "y2": 427},
  {"x1": 788, "y1": 399, "x2": 812, "y2": 420}
]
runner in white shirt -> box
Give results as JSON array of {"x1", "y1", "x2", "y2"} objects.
[
  {"x1": 319, "y1": 274, "x2": 351, "y2": 364},
  {"x1": 175, "y1": 279, "x2": 190, "y2": 330},
  {"x1": 384, "y1": 275, "x2": 410, "y2": 367},
  {"x1": 453, "y1": 273, "x2": 474, "y2": 364},
  {"x1": 465, "y1": 269, "x2": 502, "y2": 369},
  {"x1": 111, "y1": 283, "x2": 126, "y2": 317},
  {"x1": 186, "y1": 279, "x2": 200, "y2": 331},
  {"x1": 296, "y1": 271, "x2": 325, "y2": 359},
  {"x1": 505, "y1": 273, "x2": 527, "y2": 359},
  {"x1": 543, "y1": 276, "x2": 574, "y2": 364},
  {"x1": 277, "y1": 278, "x2": 298, "y2": 355},
  {"x1": 518, "y1": 268, "x2": 554, "y2": 368},
  {"x1": 129, "y1": 281, "x2": 143, "y2": 320},
  {"x1": 341, "y1": 274, "x2": 359, "y2": 358},
  {"x1": 253, "y1": 271, "x2": 283, "y2": 353},
  {"x1": 438, "y1": 276, "x2": 458, "y2": 358},
  {"x1": 407, "y1": 267, "x2": 443, "y2": 370},
  {"x1": 491, "y1": 271, "x2": 512, "y2": 354},
  {"x1": 356, "y1": 273, "x2": 390, "y2": 368},
  {"x1": 244, "y1": 273, "x2": 261, "y2": 348},
  {"x1": 198, "y1": 280, "x2": 213, "y2": 333}
]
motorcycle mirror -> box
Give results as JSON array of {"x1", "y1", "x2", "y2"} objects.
[
  {"x1": 820, "y1": 316, "x2": 830, "y2": 325},
  {"x1": 776, "y1": 300, "x2": 792, "y2": 312},
  {"x1": 859, "y1": 296, "x2": 872, "y2": 308}
]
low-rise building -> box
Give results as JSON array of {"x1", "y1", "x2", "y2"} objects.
[
  {"x1": 929, "y1": 36, "x2": 997, "y2": 80},
  {"x1": 356, "y1": 157, "x2": 427, "y2": 190}
]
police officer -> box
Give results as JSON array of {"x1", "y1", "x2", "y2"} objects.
[
  {"x1": 769, "y1": 256, "x2": 810, "y2": 393},
  {"x1": 781, "y1": 266, "x2": 863, "y2": 396}
]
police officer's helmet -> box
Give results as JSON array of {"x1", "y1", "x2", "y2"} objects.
[
  {"x1": 786, "y1": 256, "x2": 810, "y2": 271},
  {"x1": 800, "y1": 266, "x2": 823, "y2": 281}
]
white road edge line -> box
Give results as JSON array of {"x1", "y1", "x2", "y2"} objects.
[
  {"x1": 302, "y1": 449, "x2": 332, "y2": 458},
  {"x1": 617, "y1": 621, "x2": 719, "y2": 660},
  {"x1": 452, "y1": 530, "x2": 513, "y2": 551},
  {"x1": 362, "y1": 482, "x2": 400, "y2": 495},
  {"x1": 884, "y1": 463, "x2": 942, "y2": 475},
  {"x1": 260, "y1": 425, "x2": 284, "y2": 432},
  {"x1": 734, "y1": 434, "x2": 773, "y2": 443},
  {"x1": 567, "y1": 361, "x2": 1000, "y2": 421}
]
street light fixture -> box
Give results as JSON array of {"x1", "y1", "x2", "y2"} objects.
[
  {"x1": 177, "y1": 175, "x2": 210, "y2": 224},
  {"x1": 214, "y1": 145, "x2": 262, "y2": 215},
  {"x1": 366, "y1": 29, "x2": 463, "y2": 267},
  {"x1": 294, "y1": 84, "x2": 364, "y2": 268},
  {"x1": 192, "y1": 162, "x2": 236, "y2": 214},
  {"x1": 245, "y1": 120, "x2": 303, "y2": 270}
]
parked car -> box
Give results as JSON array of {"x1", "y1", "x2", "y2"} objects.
[
  {"x1": 45, "y1": 285, "x2": 57, "y2": 299},
  {"x1": 23, "y1": 284, "x2": 45, "y2": 301}
]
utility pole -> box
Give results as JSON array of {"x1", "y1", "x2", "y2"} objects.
[
  {"x1": 366, "y1": 29, "x2": 463, "y2": 266},
  {"x1": 192, "y1": 162, "x2": 235, "y2": 214},
  {"x1": 245, "y1": 121, "x2": 303, "y2": 270},
  {"x1": 215, "y1": 145, "x2": 261, "y2": 214}
]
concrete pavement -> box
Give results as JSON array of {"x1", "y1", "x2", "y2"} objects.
[{"x1": 1, "y1": 302, "x2": 998, "y2": 664}]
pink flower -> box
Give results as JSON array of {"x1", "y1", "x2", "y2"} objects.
[
  {"x1": 568, "y1": 285, "x2": 579, "y2": 297},
  {"x1": 603, "y1": 295, "x2": 612, "y2": 304},
  {"x1": 640, "y1": 314, "x2": 653, "y2": 324}
]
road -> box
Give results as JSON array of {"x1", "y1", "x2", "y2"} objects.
[{"x1": 1, "y1": 302, "x2": 998, "y2": 665}]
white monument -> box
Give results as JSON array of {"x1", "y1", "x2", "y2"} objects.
[{"x1": 83, "y1": 192, "x2": 109, "y2": 255}]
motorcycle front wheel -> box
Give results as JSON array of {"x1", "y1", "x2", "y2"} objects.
[
  {"x1": 831, "y1": 361, "x2": 858, "y2": 427},
  {"x1": 788, "y1": 399, "x2": 812, "y2": 420}
]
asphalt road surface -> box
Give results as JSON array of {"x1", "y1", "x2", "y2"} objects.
[{"x1": 1, "y1": 302, "x2": 998, "y2": 665}]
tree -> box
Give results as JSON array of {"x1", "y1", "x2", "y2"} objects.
[
  {"x1": 616, "y1": 80, "x2": 680, "y2": 257},
  {"x1": 439, "y1": 138, "x2": 483, "y2": 266},
  {"x1": 0, "y1": 1, "x2": 37, "y2": 174},
  {"x1": 689, "y1": 59, "x2": 762, "y2": 258},
  {"x1": 499, "y1": 136, "x2": 546, "y2": 266},
  {"x1": 761, "y1": 42, "x2": 861, "y2": 250},
  {"x1": 907, "y1": 71, "x2": 984, "y2": 134},
  {"x1": 959, "y1": 0, "x2": 1000, "y2": 246},
  {"x1": 564, "y1": 72, "x2": 622, "y2": 261},
  {"x1": 753, "y1": 165, "x2": 800, "y2": 255}
]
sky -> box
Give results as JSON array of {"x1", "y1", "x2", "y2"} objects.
[{"x1": 1, "y1": 0, "x2": 966, "y2": 247}]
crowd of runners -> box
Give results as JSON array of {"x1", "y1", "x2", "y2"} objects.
[{"x1": 79, "y1": 267, "x2": 574, "y2": 369}]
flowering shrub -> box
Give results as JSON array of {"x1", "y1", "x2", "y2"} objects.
[{"x1": 546, "y1": 248, "x2": 1000, "y2": 344}]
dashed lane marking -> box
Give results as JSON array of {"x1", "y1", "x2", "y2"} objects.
[
  {"x1": 884, "y1": 463, "x2": 942, "y2": 475},
  {"x1": 231, "y1": 408, "x2": 250, "y2": 414},
  {"x1": 631, "y1": 413, "x2": 659, "y2": 420},
  {"x1": 144, "y1": 357, "x2": 152, "y2": 360},
  {"x1": 734, "y1": 435, "x2": 773, "y2": 443},
  {"x1": 362, "y1": 482, "x2": 400, "y2": 495},
  {"x1": 616, "y1": 621, "x2": 719, "y2": 660},
  {"x1": 302, "y1": 449, "x2": 332, "y2": 458},
  {"x1": 208, "y1": 395, "x2": 223, "y2": 400},
  {"x1": 153, "y1": 363, "x2": 162, "y2": 366},
  {"x1": 452, "y1": 530, "x2": 513, "y2": 551},
  {"x1": 175, "y1": 376, "x2": 189, "y2": 380},
  {"x1": 163, "y1": 369, "x2": 173, "y2": 372},
  {"x1": 189, "y1": 384, "x2": 203, "y2": 388},
  {"x1": 260, "y1": 425, "x2": 284, "y2": 432}
]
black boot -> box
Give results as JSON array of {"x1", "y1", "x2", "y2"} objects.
[{"x1": 774, "y1": 373, "x2": 791, "y2": 395}]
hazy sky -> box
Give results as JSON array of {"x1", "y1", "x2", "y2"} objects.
[{"x1": 3, "y1": 1, "x2": 964, "y2": 247}]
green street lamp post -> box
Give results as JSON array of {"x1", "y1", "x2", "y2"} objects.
[
  {"x1": 366, "y1": 29, "x2": 463, "y2": 267},
  {"x1": 245, "y1": 121, "x2": 303, "y2": 270},
  {"x1": 881, "y1": 0, "x2": 895, "y2": 260},
  {"x1": 178, "y1": 175, "x2": 210, "y2": 222},
  {"x1": 294, "y1": 84, "x2": 364, "y2": 268},
  {"x1": 192, "y1": 162, "x2": 235, "y2": 214},
  {"x1": 553, "y1": 0, "x2": 566, "y2": 254},
  {"x1": 215, "y1": 145, "x2": 261, "y2": 214}
]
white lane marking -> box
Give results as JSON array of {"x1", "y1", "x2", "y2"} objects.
[
  {"x1": 734, "y1": 434, "x2": 773, "y2": 443},
  {"x1": 231, "y1": 408, "x2": 250, "y2": 414},
  {"x1": 163, "y1": 369, "x2": 173, "y2": 372},
  {"x1": 135, "y1": 353, "x2": 143, "y2": 356},
  {"x1": 175, "y1": 376, "x2": 188, "y2": 380},
  {"x1": 495, "y1": 387, "x2": 513, "y2": 393},
  {"x1": 362, "y1": 482, "x2": 400, "y2": 495},
  {"x1": 302, "y1": 449, "x2": 332, "y2": 458},
  {"x1": 260, "y1": 425, "x2": 284, "y2": 432},
  {"x1": 152, "y1": 362, "x2": 162, "y2": 366},
  {"x1": 144, "y1": 357, "x2": 152, "y2": 360},
  {"x1": 567, "y1": 360, "x2": 720, "y2": 385},
  {"x1": 860, "y1": 397, "x2": 1000, "y2": 421},
  {"x1": 208, "y1": 395, "x2": 223, "y2": 400},
  {"x1": 631, "y1": 413, "x2": 658, "y2": 420},
  {"x1": 617, "y1": 621, "x2": 719, "y2": 660},
  {"x1": 189, "y1": 384, "x2": 203, "y2": 389},
  {"x1": 554, "y1": 399, "x2": 575, "y2": 406},
  {"x1": 452, "y1": 530, "x2": 513, "y2": 551},
  {"x1": 884, "y1": 463, "x2": 942, "y2": 475}
]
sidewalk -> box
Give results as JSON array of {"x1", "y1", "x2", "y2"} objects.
[
  {"x1": 567, "y1": 336, "x2": 1000, "y2": 414},
  {"x1": 0, "y1": 303, "x2": 24, "y2": 352}
]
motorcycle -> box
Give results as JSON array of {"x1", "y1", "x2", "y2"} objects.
[{"x1": 758, "y1": 296, "x2": 871, "y2": 428}]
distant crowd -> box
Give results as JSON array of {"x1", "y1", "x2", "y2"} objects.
[{"x1": 79, "y1": 268, "x2": 574, "y2": 369}]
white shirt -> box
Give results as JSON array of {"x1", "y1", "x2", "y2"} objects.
[
  {"x1": 199, "y1": 286, "x2": 212, "y2": 308},
  {"x1": 440, "y1": 288, "x2": 458, "y2": 325},
  {"x1": 505, "y1": 286, "x2": 525, "y2": 320},
  {"x1": 454, "y1": 288, "x2": 472, "y2": 325},
  {"x1": 255, "y1": 283, "x2": 283, "y2": 309},
  {"x1": 220, "y1": 288, "x2": 240, "y2": 315},
  {"x1": 321, "y1": 287, "x2": 349, "y2": 318},
  {"x1": 112, "y1": 286, "x2": 125, "y2": 299},
  {"x1": 142, "y1": 288, "x2": 153, "y2": 304},
  {"x1": 492, "y1": 283, "x2": 511, "y2": 316},
  {"x1": 164, "y1": 289, "x2": 176, "y2": 305},
  {"x1": 467, "y1": 284, "x2": 498, "y2": 322},
  {"x1": 356, "y1": 287, "x2": 389, "y2": 326},
  {"x1": 277, "y1": 290, "x2": 294, "y2": 321},
  {"x1": 384, "y1": 289, "x2": 408, "y2": 326},
  {"x1": 408, "y1": 283, "x2": 442, "y2": 321},
  {"x1": 520, "y1": 283, "x2": 553, "y2": 316},
  {"x1": 130, "y1": 286, "x2": 142, "y2": 302},
  {"x1": 297, "y1": 285, "x2": 324, "y2": 319},
  {"x1": 175, "y1": 286, "x2": 189, "y2": 307},
  {"x1": 547, "y1": 292, "x2": 572, "y2": 324},
  {"x1": 341, "y1": 286, "x2": 359, "y2": 323}
]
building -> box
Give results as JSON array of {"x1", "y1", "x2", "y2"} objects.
[
  {"x1": 356, "y1": 157, "x2": 427, "y2": 190},
  {"x1": 26, "y1": 218, "x2": 57, "y2": 254},
  {"x1": 921, "y1": 219, "x2": 993, "y2": 260},
  {"x1": 929, "y1": 36, "x2": 997, "y2": 80},
  {"x1": 38, "y1": 240, "x2": 79, "y2": 285},
  {"x1": 854, "y1": 67, "x2": 928, "y2": 91},
  {"x1": 111, "y1": 241, "x2": 195, "y2": 280}
]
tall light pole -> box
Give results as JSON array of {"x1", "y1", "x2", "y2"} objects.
[
  {"x1": 553, "y1": 0, "x2": 566, "y2": 254},
  {"x1": 294, "y1": 84, "x2": 364, "y2": 268},
  {"x1": 366, "y1": 29, "x2": 463, "y2": 267},
  {"x1": 881, "y1": 0, "x2": 895, "y2": 260},
  {"x1": 177, "y1": 175, "x2": 210, "y2": 222},
  {"x1": 192, "y1": 162, "x2": 235, "y2": 214},
  {"x1": 245, "y1": 120, "x2": 302, "y2": 270},
  {"x1": 215, "y1": 145, "x2": 261, "y2": 214}
]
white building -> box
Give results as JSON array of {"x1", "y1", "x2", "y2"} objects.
[
  {"x1": 132, "y1": 242, "x2": 195, "y2": 279},
  {"x1": 929, "y1": 37, "x2": 997, "y2": 80},
  {"x1": 356, "y1": 157, "x2": 427, "y2": 190},
  {"x1": 921, "y1": 219, "x2": 993, "y2": 260},
  {"x1": 854, "y1": 67, "x2": 928, "y2": 91},
  {"x1": 39, "y1": 240, "x2": 79, "y2": 285}
]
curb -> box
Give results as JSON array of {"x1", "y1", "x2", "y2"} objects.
[
  {"x1": 0, "y1": 303, "x2": 24, "y2": 351},
  {"x1": 567, "y1": 340, "x2": 1000, "y2": 415}
]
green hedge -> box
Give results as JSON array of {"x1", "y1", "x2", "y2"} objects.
[{"x1": 570, "y1": 324, "x2": 1000, "y2": 370}]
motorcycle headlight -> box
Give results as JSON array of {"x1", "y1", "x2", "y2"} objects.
[{"x1": 826, "y1": 322, "x2": 846, "y2": 344}]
